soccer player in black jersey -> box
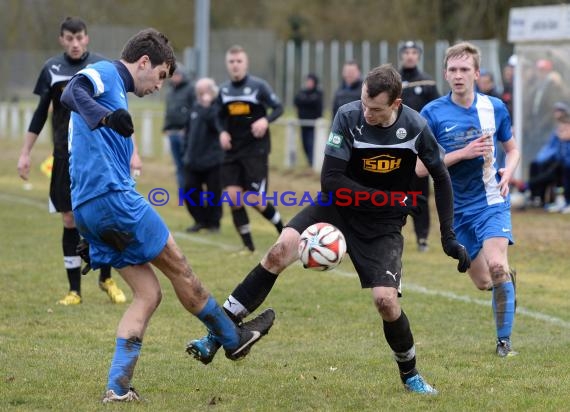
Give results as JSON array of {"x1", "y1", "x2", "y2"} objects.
[
  {"x1": 188, "y1": 64, "x2": 471, "y2": 395},
  {"x1": 17, "y1": 17, "x2": 130, "y2": 305},
  {"x1": 216, "y1": 45, "x2": 284, "y2": 254}
]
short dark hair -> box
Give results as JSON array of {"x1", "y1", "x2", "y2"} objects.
[
  {"x1": 363, "y1": 64, "x2": 402, "y2": 103},
  {"x1": 121, "y1": 28, "x2": 177, "y2": 77},
  {"x1": 60, "y1": 16, "x2": 87, "y2": 36}
]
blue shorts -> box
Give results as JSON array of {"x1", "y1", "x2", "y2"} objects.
[
  {"x1": 454, "y1": 203, "x2": 514, "y2": 260},
  {"x1": 73, "y1": 190, "x2": 169, "y2": 269}
]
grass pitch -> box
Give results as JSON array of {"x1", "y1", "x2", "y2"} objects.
[{"x1": 2, "y1": 136, "x2": 570, "y2": 411}]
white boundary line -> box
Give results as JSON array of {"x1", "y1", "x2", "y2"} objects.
[
  {"x1": 174, "y1": 232, "x2": 570, "y2": 330},
  {"x1": 4, "y1": 192, "x2": 569, "y2": 329}
]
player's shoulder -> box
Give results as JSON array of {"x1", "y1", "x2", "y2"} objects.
[
  {"x1": 400, "y1": 105, "x2": 428, "y2": 131},
  {"x1": 336, "y1": 100, "x2": 362, "y2": 121},
  {"x1": 421, "y1": 94, "x2": 450, "y2": 113},
  {"x1": 247, "y1": 74, "x2": 271, "y2": 88},
  {"x1": 43, "y1": 53, "x2": 67, "y2": 69},
  {"x1": 86, "y1": 52, "x2": 109, "y2": 63}
]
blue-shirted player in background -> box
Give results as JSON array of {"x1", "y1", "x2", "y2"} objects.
[
  {"x1": 418, "y1": 42, "x2": 520, "y2": 357},
  {"x1": 61, "y1": 28, "x2": 275, "y2": 403}
]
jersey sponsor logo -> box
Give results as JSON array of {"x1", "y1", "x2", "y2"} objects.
[
  {"x1": 227, "y1": 102, "x2": 251, "y2": 116},
  {"x1": 355, "y1": 124, "x2": 364, "y2": 135},
  {"x1": 362, "y1": 154, "x2": 402, "y2": 173},
  {"x1": 51, "y1": 64, "x2": 61, "y2": 72},
  {"x1": 396, "y1": 128, "x2": 407, "y2": 139},
  {"x1": 327, "y1": 133, "x2": 343, "y2": 148},
  {"x1": 445, "y1": 124, "x2": 458, "y2": 132}
]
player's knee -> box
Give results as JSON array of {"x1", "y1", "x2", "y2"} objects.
[
  {"x1": 373, "y1": 295, "x2": 398, "y2": 317},
  {"x1": 489, "y1": 262, "x2": 508, "y2": 283},
  {"x1": 265, "y1": 241, "x2": 295, "y2": 271}
]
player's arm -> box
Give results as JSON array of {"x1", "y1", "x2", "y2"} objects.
[
  {"x1": 251, "y1": 81, "x2": 283, "y2": 138},
  {"x1": 61, "y1": 75, "x2": 109, "y2": 129},
  {"x1": 418, "y1": 130, "x2": 470, "y2": 272},
  {"x1": 497, "y1": 136, "x2": 520, "y2": 197},
  {"x1": 17, "y1": 93, "x2": 51, "y2": 180},
  {"x1": 61, "y1": 75, "x2": 133, "y2": 137}
]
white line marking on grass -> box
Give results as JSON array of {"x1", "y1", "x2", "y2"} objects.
[
  {"x1": 0, "y1": 192, "x2": 46, "y2": 209},
  {"x1": 3, "y1": 193, "x2": 568, "y2": 329},
  {"x1": 175, "y1": 231, "x2": 570, "y2": 330}
]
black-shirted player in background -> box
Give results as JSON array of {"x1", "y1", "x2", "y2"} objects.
[
  {"x1": 17, "y1": 17, "x2": 129, "y2": 305},
  {"x1": 399, "y1": 41, "x2": 441, "y2": 252},
  {"x1": 216, "y1": 45, "x2": 284, "y2": 254},
  {"x1": 188, "y1": 64, "x2": 470, "y2": 395}
]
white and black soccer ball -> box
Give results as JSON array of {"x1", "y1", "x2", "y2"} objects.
[{"x1": 298, "y1": 222, "x2": 347, "y2": 271}]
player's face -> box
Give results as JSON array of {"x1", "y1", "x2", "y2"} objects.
[
  {"x1": 400, "y1": 48, "x2": 420, "y2": 69},
  {"x1": 445, "y1": 54, "x2": 479, "y2": 97},
  {"x1": 226, "y1": 51, "x2": 248, "y2": 81},
  {"x1": 134, "y1": 57, "x2": 170, "y2": 97},
  {"x1": 59, "y1": 30, "x2": 89, "y2": 60},
  {"x1": 360, "y1": 84, "x2": 401, "y2": 126}
]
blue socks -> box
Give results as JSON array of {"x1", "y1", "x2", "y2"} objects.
[
  {"x1": 107, "y1": 337, "x2": 142, "y2": 395},
  {"x1": 492, "y1": 281, "x2": 516, "y2": 340},
  {"x1": 197, "y1": 295, "x2": 239, "y2": 348}
]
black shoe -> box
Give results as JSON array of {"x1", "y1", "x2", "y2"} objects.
[
  {"x1": 225, "y1": 308, "x2": 275, "y2": 360},
  {"x1": 186, "y1": 223, "x2": 206, "y2": 233},
  {"x1": 207, "y1": 226, "x2": 220, "y2": 234}
]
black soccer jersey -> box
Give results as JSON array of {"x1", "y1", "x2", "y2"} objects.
[
  {"x1": 326, "y1": 101, "x2": 443, "y2": 193},
  {"x1": 217, "y1": 74, "x2": 283, "y2": 159},
  {"x1": 33, "y1": 51, "x2": 107, "y2": 158}
]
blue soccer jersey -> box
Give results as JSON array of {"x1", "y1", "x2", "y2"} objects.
[
  {"x1": 68, "y1": 60, "x2": 134, "y2": 209},
  {"x1": 421, "y1": 92, "x2": 513, "y2": 214}
]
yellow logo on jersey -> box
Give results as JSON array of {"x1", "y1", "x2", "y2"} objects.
[
  {"x1": 363, "y1": 154, "x2": 402, "y2": 173},
  {"x1": 228, "y1": 102, "x2": 251, "y2": 116}
]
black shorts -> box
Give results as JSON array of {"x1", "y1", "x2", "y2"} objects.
[
  {"x1": 287, "y1": 204, "x2": 404, "y2": 291},
  {"x1": 221, "y1": 156, "x2": 268, "y2": 192},
  {"x1": 49, "y1": 156, "x2": 72, "y2": 213}
]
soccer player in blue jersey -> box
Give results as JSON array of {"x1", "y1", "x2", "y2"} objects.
[
  {"x1": 419, "y1": 42, "x2": 520, "y2": 357},
  {"x1": 17, "y1": 16, "x2": 127, "y2": 305},
  {"x1": 61, "y1": 28, "x2": 274, "y2": 403}
]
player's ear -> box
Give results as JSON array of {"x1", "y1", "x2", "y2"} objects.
[{"x1": 138, "y1": 55, "x2": 150, "y2": 70}]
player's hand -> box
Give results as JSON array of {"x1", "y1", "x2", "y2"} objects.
[
  {"x1": 17, "y1": 153, "x2": 31, "y2": 180},
  {"x1": 251, "y1": 117, "x2": 269, "y2": 138},
  {"x1": 441, "y1": 233, "x2": 471, "y2": 273},
  {"x1": 461, "y1": 134, "x2": 493, "y2": 160},
  {"x1": 220, "y1": 131, "x2": 232, "y2": 150},
  {"x1": 76, "y1": 238, "x2": 92, "y2": 275},
  {"x1": 104, "y1": 109, "x2": 134, "y2": 137},
  {"x1": 398, "y1": 194, "x2": 425, "y2": 217}
]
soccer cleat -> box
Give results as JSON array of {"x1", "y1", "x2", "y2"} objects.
[
  {"x1": 417, "y1": 238, "x2": 429, "y2": 253},
  {"x1": 186, "y1": 308, "x2": 276, "y2": 364},
  {"x1": 57, "y1": 291, "x2": 82, "y2": 305},
  {"x1": 496, "y1": 339, "x2": 518, "y2": 357},
  {"x1": 99, "y1": 278, "x2": 127, "y2": 304},
  {"x1": 404, "y1": 374, "x2": 438, "y2": 395},
  {"x1": 230, "y1": 248, "x2": 256, "y2": 258},
  {"x1": 102, "y1": 387, "x2": 140, "y2": 403},
  {"x1": 225, "y1": 308, "x2": 276, "y2": 360},
  {"x1": 186, "y1": 330, "x2": 221, "y2": 365}
]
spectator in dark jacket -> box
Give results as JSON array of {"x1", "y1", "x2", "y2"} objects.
[
  {"x1": 182, "y1": 77, "x2": 224, "y2": 233},
  {"x1": 332, "y1": 60, "x2": 362, "y2": 117},
  {"x1": 163, "y1": 65, "x2": 195, "y2": 189},
  {"x1": 399, "y1": 40, "x2": 440, "y2": 252},
  {"x1": 293, "y1": 73, "x2": 323, "y2": 166}
]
